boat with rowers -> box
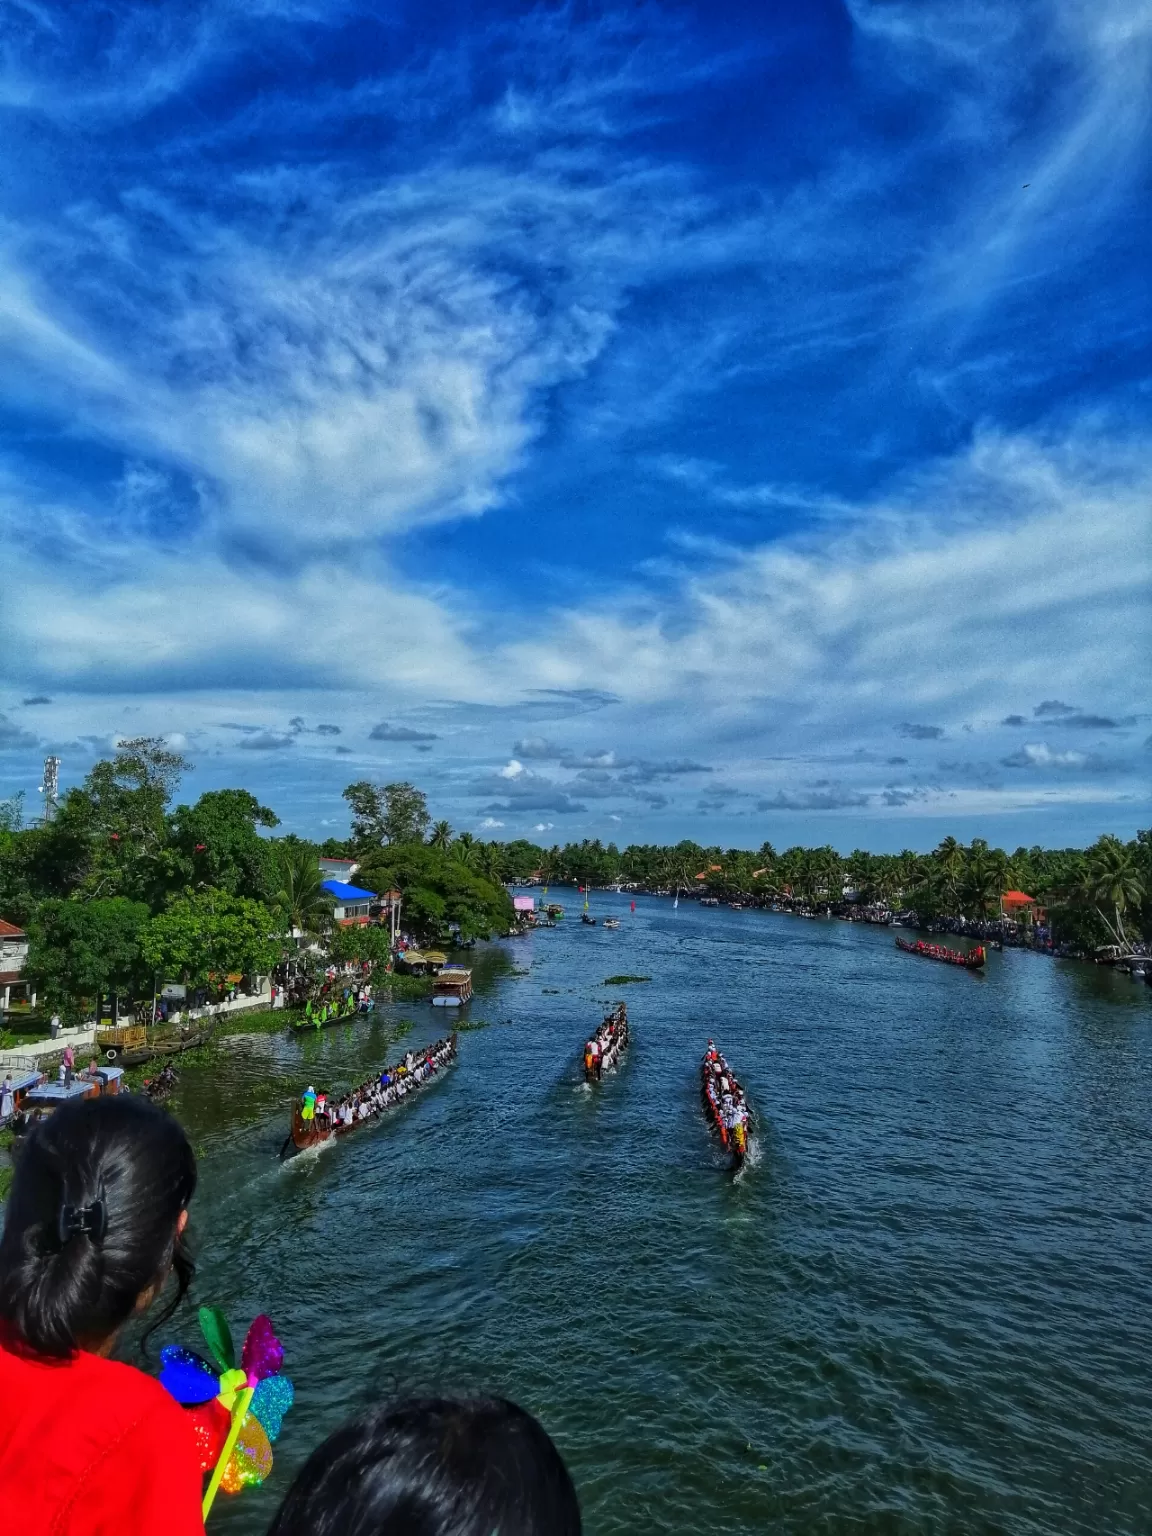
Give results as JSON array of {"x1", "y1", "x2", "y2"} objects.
[
  {"x1": 700, "y1": 1041, "x2": 750, "y2": 1169},
  {"x1": 292, "y1": 987, "x2": 373, "y2": 1031},
  {"x1": 583, "y1": 1002, "x2": 629, "y2": 1082},
  {"x1": 895, "y1": 937, "x2": 986, "y2": 969},
  {"x1": 284, "y1": 1033, "x2": 457, "y2": 1155}
]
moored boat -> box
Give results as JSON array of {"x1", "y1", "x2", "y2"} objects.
[
  {"x1": 700, "y1": 1042, "x2": 750, "y2": 1169},
  {"x1": 582, "y1": 1002, "x2": 629, "y2": 1082},
  {"x1": 895, "y1": 937, "x2": 986, "y2": 969},
  {"x1": 285, "y1": 1034, "x2": 457, "y2": 1155},
  {"x1": 23, "y1": 1064, "x2": 125, "y2": 1115},
  {"x1": 432, "y1": 966, "x2": 472, "y2": 1007}
]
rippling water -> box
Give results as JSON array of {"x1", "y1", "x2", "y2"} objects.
[{"x1": 167, "y1": 896, "x2": 1151, "y2": 1535}]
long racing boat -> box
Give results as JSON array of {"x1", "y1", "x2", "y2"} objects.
[
  {"x1": 283, "y1": 1034, "x2": 456, "y2": 1157},
  {"x1": 700, "y1": 1042, "x2": 749, "y2": 1169},
  {"x1": 895, "y1": 937, "x2": 986, "y2": 969},
  {"x1": 583, "y1": 1002, "x2": 629, "y2": 1082}
]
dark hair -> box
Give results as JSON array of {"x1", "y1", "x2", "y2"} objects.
[
  {"x1": 0, "y1": 1095, "x2": 197, "y2": 1358},
  {"x1": 267, "y1": 1396, "x2": 581, "y2": 1536}
]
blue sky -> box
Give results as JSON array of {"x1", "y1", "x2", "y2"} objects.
[{"x1": 0, "y1": 0, "x2": 1149, "y2": 851}]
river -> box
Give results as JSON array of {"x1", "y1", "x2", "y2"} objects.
[{"x1": 163, "y1": 895, "x2": 1151, "y2": 1535}]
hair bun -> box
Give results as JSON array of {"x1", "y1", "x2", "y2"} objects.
[{"x1": 57, "y1": 1198, "x2": 108, "y2": 1247}]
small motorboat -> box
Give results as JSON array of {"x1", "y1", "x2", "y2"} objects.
[
  {"x1": 581, "y1": 913, "x2": 597, "y2": 926},
  {"x1": 602, "y1": 917, "x2": 620, "y2": 929}
]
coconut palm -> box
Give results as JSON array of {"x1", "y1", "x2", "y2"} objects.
[
  {"x1": 961, "y1": 854, "x2": 1000, "y2": 919},
  {"x1": 270, "y1": 844, "x2": 335, "y2": 940},
  {"x1": 1081, "y1": 836, "x2": 1144, "y2": 950},
  {"x1": 932, "y1": 836, "x2": 965, "y2": 907},
  {"x1": 429, "y1": 819, "x2": 453, "y2": 851},
  {"x1": 453, "y1": 831, "x2": 478, "y2": 868}
]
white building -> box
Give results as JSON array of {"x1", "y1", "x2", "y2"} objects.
[{"x1": 0, "y1": 918, "x2": 35, "y2": 1013}]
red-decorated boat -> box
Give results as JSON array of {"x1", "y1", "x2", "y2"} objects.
[
  {"x1": 895, "y1": 937, "x2": 986, "y2": 969},
  {"x1": 700, "y1": 1042, "x2": 750, "y2": 1169}
]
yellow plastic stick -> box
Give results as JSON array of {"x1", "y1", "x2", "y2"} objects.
[{"x1": 202, "y1": 1384, "x2": 255, "y2": 1521}]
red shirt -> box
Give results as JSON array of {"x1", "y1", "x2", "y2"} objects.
[{"x1": 0, "y1": 1337, "x2": 206, "y2": 1536}]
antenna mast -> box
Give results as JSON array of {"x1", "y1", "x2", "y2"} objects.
[{"x1": 39, "y1": 755, "x2": 60, "y2": 824}]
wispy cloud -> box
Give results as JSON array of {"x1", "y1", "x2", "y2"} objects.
[{"x1": 0, "y1": 1, "x2": 1147, "y2": 846}]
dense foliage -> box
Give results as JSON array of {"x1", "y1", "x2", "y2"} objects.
[{"x1": 1, "y1": 746, "x2": 1147, "y2": 1025}]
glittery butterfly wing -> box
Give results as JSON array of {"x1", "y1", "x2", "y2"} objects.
[
  {"x1": 250, "y1": 1375, "x2": 295, "y2": 1443},
  {"x1": 159, "y1": 1344, "x2": 221, "y2": 1406},
  {"x1": 241, "y1": 1314, "x2": 284, "y2": 1382},
  {"x1": 221, "y1": 1410, "x2": 274, "y2": 1494},
  {"x1": 198, "y1": 1305, "x2": 236, "y2": 1372}
]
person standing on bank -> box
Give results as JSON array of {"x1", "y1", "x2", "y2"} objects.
[{"x1": 0, "y1": 1096, "x2": 205, "y2": 1536}]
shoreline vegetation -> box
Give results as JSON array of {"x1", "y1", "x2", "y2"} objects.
[{"x1": 0, "y1": 746, "x2": 1148, "y2": 1051}]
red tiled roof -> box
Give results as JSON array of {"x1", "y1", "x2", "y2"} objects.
[
  {"x1": 1001, "y1": 890, "x2": 1036, "y2": 904},
  {"x1": 0, "y1": 918, "x2": 26, "y2": 938}
]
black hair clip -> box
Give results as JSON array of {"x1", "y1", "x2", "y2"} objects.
[{"x1": 57, "y1": 1198, "x2": 108, "y2": 1246}]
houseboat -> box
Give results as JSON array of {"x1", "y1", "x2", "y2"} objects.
[{"x1": 432, "y1": 967, "x2": 473, "y2": 1007}]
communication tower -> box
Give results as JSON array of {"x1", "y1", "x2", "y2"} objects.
[{"x1": 39, "y1": 755, "x2": 60, "y2": 824}]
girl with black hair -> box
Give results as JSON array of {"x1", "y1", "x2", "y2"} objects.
[
  {"x1": 267, "y1": 1396, "x2": 582, "y2": 1536},
  {"x1": 0, "y1": 1094, "x2": 205, "y2": 1536}
]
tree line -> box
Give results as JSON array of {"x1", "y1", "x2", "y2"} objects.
[
  {"x1": 0, "y1": 747, "x2": 513, "y2": 1023},
  {"x1": 1, "y1": 748, "x2": 1147, "y2": 1023}
]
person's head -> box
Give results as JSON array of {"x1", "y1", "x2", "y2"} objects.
[
  {"x1": 0, "y1": 1095, "x2": 196, "y2": 1359},
  {"x1": 267, "y1": 1396, "x2": 580, "y2": 1536}
]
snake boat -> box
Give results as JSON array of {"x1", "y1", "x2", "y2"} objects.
[
  {"x1": 284, "y1": 1034, "x2": 456, "y2": 1156},
  {"x1": 895, "y1": 937, "x2": 986, "y2": 969}
]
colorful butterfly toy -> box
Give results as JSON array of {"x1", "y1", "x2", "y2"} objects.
[{"x1": 159, "y1": 1306, "x2": 294, "y2": 1519}]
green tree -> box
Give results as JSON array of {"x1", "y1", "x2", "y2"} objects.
[
  {"x1": 357, "y1": 843, "x2": 513, "y2": 943},
  {"x1": 1079, "y1": 836, "x2": 1145, "y2": 950},
  {"x1": 25, "y1": 897, "x2": 151, "y2": 1021},
  {"x1": 452, "y1": 831, "x2": 478, "y2": 868},
  {"x1": 25, "y1": 737, "x2": 189, "y2": 907},
  {"x1": 270, "y1": 843, "x2": 335, "y2": 939},
  {"x1": 428, "y1": 819, "x2": 454, "y2": 851},
  {"x1": 141, "y1": 891, "x2": 283, "y2": 988},
  {"x1": 168, "y1": 789, "x2": 280, "y2": 898},
  {"x1": 329, "y1": 924, "x2": 393, "y2": 966},
  {"x1": 343, "y1": 781, "x2": 431, "y2": 850}
]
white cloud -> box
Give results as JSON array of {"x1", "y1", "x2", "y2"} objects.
[
  {"x1": 1002, "y1": 742, "x2": 1087, "y2": 769},
  {"x1": 498, "y1": 759, "x2": 525, "y2": 779},
  {"x1": 479, "y1": 816, "x2": 504, "y2": 829},
  {"x1": 533, "y1": 821, "x2": 554, "y2": 832}
]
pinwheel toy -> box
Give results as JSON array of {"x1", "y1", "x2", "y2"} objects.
[{"x1": 159, "y1": 1306, "x2": 294, "y2": 1521}]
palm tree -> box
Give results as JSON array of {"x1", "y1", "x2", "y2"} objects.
[
  {"x1": 961, "y1": 854, "x2": 1000, "y2": 919},
  {"x1": 453, "y1": 831, "x2": 478, "y2": 868},
  {"x1": 475, "y1": 842, "x2": 504, "y2": 885},
  {"x1": 1081, "y1": 836, "x2": 1144, "y2": 950},
  {"x1": 932, "y1": 837, "x2": 965, "y2": 909},
  {"x1": 271, "y1": 844, "x2": 334, "y2": 940},
  {"x1": 429, "y1": 819, "x2": 453, "y2": 851}
]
